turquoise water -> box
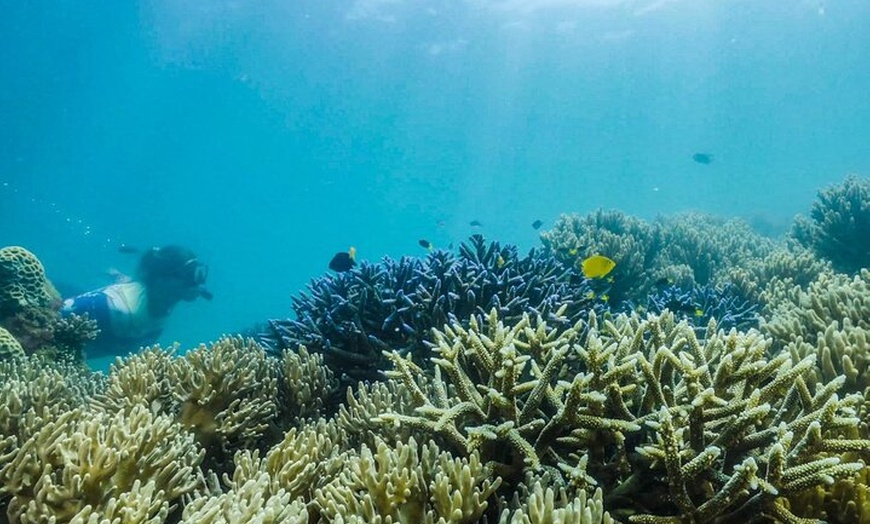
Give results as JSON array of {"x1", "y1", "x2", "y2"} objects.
[{"x1": 2, "y1": 0, "x2": 869, "y2": 359}]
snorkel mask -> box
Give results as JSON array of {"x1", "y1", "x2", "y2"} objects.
[
  {"x1": 142, "y1": 246, "x2": 213, "y2": 301},
  {"x1": 179, "y1": 258, "x2": 213, "y2": 300}
]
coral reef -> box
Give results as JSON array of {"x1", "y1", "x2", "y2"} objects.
[
  {"x1": 501, "y1": 483, "x2": 614, "y2": 524},
  {"x1": 792, "y1": 174, "x2": 870, "y2": 274},
  {"x1": 641, "y1": 283, "x2": 759, "y2": 333},
  {"x1": 761, "y1": 269, "x2": 870, "y2": 350},
  {"x1": 263, "y1": 235, "x2": 601, "y2": 384},
  {"x1": 0, "y1": 246, "x2": 98, "y2": 363},
  {"x1": 653, "y1": 213, "x2": 776, "y2": 288},
  {"x1": 0, "y1": 327, "x2": 23, "y2": 360},
  {"x1": 541, "y1": 210, "x2": 660, "y2": 305},
  {"x1": 379, "y1": 309, "x2": 869, "y2": 522},
  {"x1": 4, "y1": 202, "x2": 870, "y2": 524},
  {"x1": 170, "y1": 337, "x2": 280, "y2": 458},
  {"x1": 181, "y1": 471, "x2": 310, "y2": 523},
  {"x1": 314, "y1": 436, "x2": 501, "y2": 524},
  {"x1": 0, "y1": 247, "x2": 58, "y2": 317},
  {"x1": 540, "y1": 211, "x2": 776, "y2": 307},
  {"x1": 0, "y1": 405, "x2": 203, "y2": 523},
  {"x1": 0, "y1": 356, "x2": 103, "y2": 475},
  {"x1": 1, "y1": 308, "x2": 98, "y2": 362},
  {"x1": 724, "y1": 242, "x2": 831, "y2": 310},
  {"x1": 279, "y1": 345, "x2": 338, "y2": 421}
]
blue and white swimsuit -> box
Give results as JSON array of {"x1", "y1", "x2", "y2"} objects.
[{"x1": 62, "y1": 282, "x2": 165, "y2": 358}]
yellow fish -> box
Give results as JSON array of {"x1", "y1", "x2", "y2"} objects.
[
  {"x1": 694, "y1": 308, "x2": 704, "y2": 317},
  {"x1": 600, "y1": 294, "x2": 610, "y2": 303},
  {"x1": 580, "y1": 254, "x2": 616, "y2": 279},
  {"x1": 497, "y1": 255, "x2": 505, "y2": 268},
  {"x1": 585, "y1": 290, "x2": 596, "y2": 300},
  {"x1": 568, "y1": 247, "x2": 579, "y2": 256}
]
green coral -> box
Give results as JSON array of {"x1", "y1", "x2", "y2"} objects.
[{"x1": 792, "y1": 174, "x2": 870, "y2": 274}]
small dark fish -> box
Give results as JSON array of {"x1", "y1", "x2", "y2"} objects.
[
  {"x1": 117, "y1": 244, "x2": 139, "y2": 254},
  {"x1": 653, "y1": 277, "x2": 673, "y2": 288},
  {"x1": 470, "y1": 220, "x2": 483, "y2": 228},
  {"x1": 692, "y1": 153, "x2": 714, "y2": 165},
  {"x1": 329, "y1": 247, "x2": 356, "y2": 272},
  {"x1": 532, "y1": 220, "x2": 543, "y2": 230},
  {"x1": 418, "y1": 239, "x2": 433, "y2": 251}
]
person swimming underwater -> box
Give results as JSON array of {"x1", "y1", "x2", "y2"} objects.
[{"x1": 62, "y1": 245, "x2": 212, "y2": 358}]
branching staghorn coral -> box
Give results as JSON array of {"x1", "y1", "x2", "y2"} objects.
[
  {"x1": 786, "y1": 320, "x2": 870, "y2": 409},
  {"x1": 542, "y1": 212, "x2": 783, "y2": 309},
  {"x1": 0, "y1": 405, "x2": 203, "y2": 523},
  {"x1": 379, "y1": 309, "x2": 869, "y2": 522},
  {"x1": 314, "y1": 436, "x2": 501, "y2": 524},
  {"x1": 792, "y1": 174, "x2": 870, "y2": 274},
  {"x1": 338, "y1": 379, "x2": 421, "y2": 450},
  {"x1": 379, "y1": 307, "x2": 641, "y2": 484},
  {"x1": 0, "y1": 356, "x2": 102, "y2": 461},
  {"x1": 724, "y1": 242, "x2": 831, "y2": 311},
  {"x1": 641, "y1": 283, "x2": 759, "y2": 333},
  {"x1": 263, "y1": 235, "x2": 600, "y2": 384}
]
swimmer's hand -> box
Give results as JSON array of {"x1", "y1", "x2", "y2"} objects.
[{"x1": 107, "y1": 268, "x2": 132, "y2": 283}]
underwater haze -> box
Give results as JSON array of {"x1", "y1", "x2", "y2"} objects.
[{"x1": 2, "y1": 0, "x2": 869, "y2": 358}]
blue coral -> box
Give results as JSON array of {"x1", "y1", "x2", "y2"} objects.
[
  {"x1": 643, "y1": 283, "x2": 759, "y2": 333},
  {"x1": 261, "y1": 235, "x2": 604, "y2": 382}
]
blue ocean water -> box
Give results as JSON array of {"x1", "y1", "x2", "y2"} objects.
[{"x1": 2, "y1": 0, "x2": 868, "y2": 363}]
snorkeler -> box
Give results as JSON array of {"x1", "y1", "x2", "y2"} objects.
[{"x1": 61, "y1": 245, "x2": 212, "y2": 358}]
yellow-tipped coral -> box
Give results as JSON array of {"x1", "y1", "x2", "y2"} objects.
[
  {"x1": 170, "y1": 336, "x2": 279, "y2": 457},
  {"x1": 91, "y1": 345, "x2": 178, "y2": 415},
  {"x1": 231, "y1": 419, "x2": 346, "y2": 503},
  {"x1": 378, "y1": 308, "x2": 869, "y2": 522},
  {"x1": 279, "y1": 345, "x2": 338, "y2": 422},
  {"x1": 181, "y1": 471, "x2": 310, "y2": 524},
  {"x1": 1, "y1": 405, "x2": 203, "y2": 523},
  {"x1": 315, "y1": 436, "x2": 500, "y2": 524},
  {"x1": 500, "y1": 483, "x2": 614, "y2": 524},
  {"x1": 762, "y1": 269, "x2": 870, "y2": 350}
]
